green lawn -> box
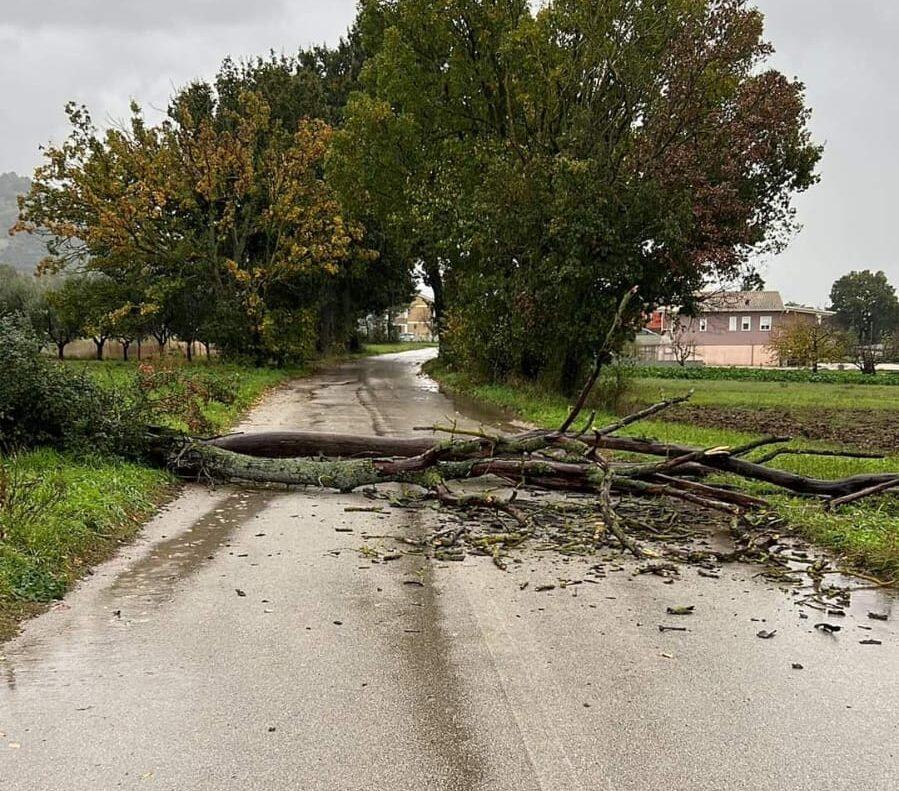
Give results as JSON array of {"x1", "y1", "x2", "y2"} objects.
[
  {"x1": 425, "y1": 360, "x2": 899, "y2": 580},
  {"x1": 631, "y1": 376, "x2": 899, "y2": 411}
]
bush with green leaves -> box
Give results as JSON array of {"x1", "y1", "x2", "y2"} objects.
[{"x1": 0, "y1": 315, "x2": 141, "y2": 456}]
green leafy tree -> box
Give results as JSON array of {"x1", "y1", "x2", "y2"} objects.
[
  {"x1": 0, "y1": 265, "x2": 43, "y2": 329},
  {"x1": 43, "y1": 277, "x2": 88, "y2": 359},
  {"x1": 829, "y1": 270, "x2": 899, "y2": 373},
  {"x1": 332, "y1": 0, "x2": 822, "y2": 392},
  {"x1": 16, "y1": 47, "x2": 402, "y2": 366}
]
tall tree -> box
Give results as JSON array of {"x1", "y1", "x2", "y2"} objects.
[
  {"x1": 829, "y1": 270, "x2": 899, "y2": 344},
  {"x1": 331, "y1": 0, "x2": 821, "y2": 391},
  {"x1": 14, "y1": 85, "x2": 387, "y2": 363}
]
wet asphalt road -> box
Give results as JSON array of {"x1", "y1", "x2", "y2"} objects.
[{"x1": 1, "y1": 349, "x2": 897, "y2": 790}]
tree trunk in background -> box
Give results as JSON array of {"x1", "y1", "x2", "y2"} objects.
[
  {"x1": 559, "y1": 347, "x2": 584, "y2": 397},
  {"x1": 153, "y1": 333, "x2": 167, "y2": 356},
  {"x1": 137, "y1": 338, "x2": 142, "y2": 361},
  {"x1": 122, "y1": 340, "x2": 131, "y2": 362},
  {"x1": 93, "y1": 338, "x2": 106, "y2": 361},
  {"x1": 186, "y1": 341, "x2": 193, "y2": 362},
  {"x1": 56, "y1": 342, "x2": 66, "y2": 360}
]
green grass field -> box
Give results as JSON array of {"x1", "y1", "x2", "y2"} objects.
[
  {"x1": 425, "y1": 360, "x2": 899, "y2": 580},
  {"x1": 631, "y1": 376, "x2": 899, "y2": 411}
]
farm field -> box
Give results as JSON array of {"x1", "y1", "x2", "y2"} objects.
[{"x1": 631, "y1": 375, "x2": 899, "y2": 453}]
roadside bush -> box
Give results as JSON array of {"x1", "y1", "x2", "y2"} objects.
[
  {"x1": 134, "y1": 359, "x2": 239, "y2": 435},
  {"x1": 637, "y1": 365, "x2": 899, "y2": 386},
  {"x1": 594, "y1": 354, "x2": 639, "y2": 414},
  {"x1": 0, "y1": 315, "x2": 140, "y2": 455}
]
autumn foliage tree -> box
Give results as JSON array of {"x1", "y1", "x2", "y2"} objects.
[
  {"x1": 331, "y1": 0, "x2": 822, "y2": 391},
  {"x1": 13, "y1": 43, "x2": 407, "y2": 364},
  {"x1": 767, "y1": 319, "x2": 850, "y2": 373}
]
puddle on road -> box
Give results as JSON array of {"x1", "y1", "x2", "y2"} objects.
[
  {"x1": 414, "y1": 368, "x2": 524, "y2": 435},
  {"x1": 0, "y1": 488, "x2": 274, "y2": 689},
  {"x1": 104, "y1": 488, "x2": 272, "y2": 607}
]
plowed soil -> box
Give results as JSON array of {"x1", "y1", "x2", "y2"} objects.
[{"x1": 667, "y1": 404, "x2": 899, "y2": 454}]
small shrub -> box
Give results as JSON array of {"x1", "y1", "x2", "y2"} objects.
[
  {"x1": 134, "y1": 359, "x2": 239, "y2": 435},
  {"x1": 595, "y1": 354, "x2": 639, "y2": 413}
]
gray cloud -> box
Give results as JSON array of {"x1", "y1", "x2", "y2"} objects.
[
  {"x1": 2, "y1": 0, "x2": 293, "y2": 31},
  {"x1": 0, "y1": 1, "x2": 357, "y2": 175},
  {"x1": 753, "y1": 0, "x2": 899, "y2": 305},
  {"x1": 0, "y1": 0, "x2": 895, "y2": 305}
]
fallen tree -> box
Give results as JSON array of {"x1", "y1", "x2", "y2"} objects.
[
  {"x1": 201, "y1": 424, "x2": 897, "y2": 501},
  {"x1": 158, "y1": 290, "x2": 898, "y2": 562}
]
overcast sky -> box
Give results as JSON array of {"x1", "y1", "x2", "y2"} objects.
[{"x1": 1, "y1": 1, "x2": 896, "y2": 306}]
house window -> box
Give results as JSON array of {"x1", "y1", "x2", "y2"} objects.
[
  {"x1": 698, "y1": 318, "x2": 708, "y2": 332},
  {"x1": 741, "y1": 316, "x2": 752, "y2": 332},
  {"x1": 729, "y1": 316, "x2": 738, "y2": 332},
  {"x1": 759, "y1": 316, "x2": 772, "y2": 332}
]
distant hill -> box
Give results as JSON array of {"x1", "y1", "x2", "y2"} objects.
[{"x1": 0, "y1": 172, "x2": 47, "y2": 272}]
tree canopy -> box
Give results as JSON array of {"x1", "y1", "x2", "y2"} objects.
[
  {"x1": 14, "y1": 42, "x2": 411, "y2": 364},
  {"x1": 330, "y1": 0, "x2": 821, "y2": 390},
  {"x1": 829, "y1": 270, "x2": 899, "y2": 344},
  {"x1": 13, "y1": 2, "x2": 821, "y2": 380}
]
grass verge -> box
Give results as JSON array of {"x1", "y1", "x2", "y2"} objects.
[
  {"x1": 424, "y1": 358, "x2": 899, "y2": 580},
  {"x1": 358, "y1": 341, "x2": 438, "y2": 356},
  {"x1": 0, "y1": 450, "x2": 172, "y2": 641},
  {"x1": 0, "y1": 359, "x2": 311, "y2": 642}
]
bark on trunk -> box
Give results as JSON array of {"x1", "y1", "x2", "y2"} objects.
[{"x1": 202, "y1": 430, "x2": 899, "y2": 499}]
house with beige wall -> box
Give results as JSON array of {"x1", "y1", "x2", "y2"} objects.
[
  {"x1": 394, "y1": 294, "x2": 435, "y2": 341},
  {"x1": 643, "y1": 291, "x2": 833, "y2": 367}
]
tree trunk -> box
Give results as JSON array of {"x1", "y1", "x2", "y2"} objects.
[
  {"x1": 122, "y1": 340, "x2": 131, "y2": 362},
  {"x1": 202, "y1": 429, "x2": 899, "y2": 500},
  {"x1": 137, "y1": 338, "x2": 143, "y2": 361},
  {"x1": 93, "y1": 337, "x2": 106, "y2": 361},
  {"x1": 186, "y1": 341, "x2": 193, "y2": 362},
  {"x1": 56, "y1": 341, "x2": 66, "y2": 360}
]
